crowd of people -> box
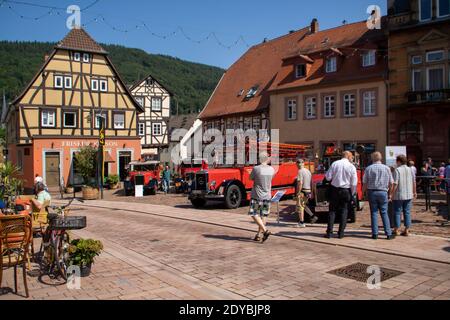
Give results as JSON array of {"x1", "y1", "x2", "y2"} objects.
[{"x1": 248, "y1": 151, "x2": 450, "y2": 243}]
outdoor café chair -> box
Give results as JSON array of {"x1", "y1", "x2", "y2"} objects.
[{"x1": 0, "y1": 214, "x2": 32, "y2": 298}]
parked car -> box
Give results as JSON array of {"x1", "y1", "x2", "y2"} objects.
[{"x1": 124, "y1": 161, "x2": 161, "y2": 196}]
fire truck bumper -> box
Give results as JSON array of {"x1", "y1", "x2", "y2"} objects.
[{"x1": 189, "y1": 190, "x2": 225, "y2": 200}]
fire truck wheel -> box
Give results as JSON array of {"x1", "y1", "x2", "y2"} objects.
[
  {"x1": 225, "y1": 184, "x2": 243, "y2": 209},
  {"x1": 190, "y1": 198, "x2": 206, "y2": 208}
]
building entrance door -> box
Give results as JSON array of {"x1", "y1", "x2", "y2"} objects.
[
  {"x1": 118, "y1": 151, "x2": 132, "y2": 181},
  {"x1": 45, "y1": 152, "x2": 60, "y2": 187}
]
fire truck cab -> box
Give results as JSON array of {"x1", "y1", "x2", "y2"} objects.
[{"x1": 124, "y1": 160, "x2": 161, "y2": 196}]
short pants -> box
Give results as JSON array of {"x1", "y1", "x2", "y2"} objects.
[{"x1": 248, "y1": 199, "x2": 271, "y2": 217}]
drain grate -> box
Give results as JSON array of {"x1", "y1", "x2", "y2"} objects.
[{"x1": 327, "y1": 262, "x2": 403, "y2": 283}]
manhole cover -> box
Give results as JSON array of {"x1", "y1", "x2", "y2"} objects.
[{"x1": 327, "y1": 263, "x2": 403, "y2": 283}]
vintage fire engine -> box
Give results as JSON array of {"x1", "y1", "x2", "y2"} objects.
[
  {"x1": 189, "y1": 142, "x2": 365, "y2": 222},
  {"x1": 174, "y1": 159, "x2": 208, "y2": 193},
  {"x1": 124, "y1": 160, "x2": 161, "y2": 196},
  {"x1": 188, "y1": 142, "x2": 312, "y2": 209}
]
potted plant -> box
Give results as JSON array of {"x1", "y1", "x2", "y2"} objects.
[
  {"x1": 106, "y1": 174, "x2": 120, "y2": 189},
  {"x1": 68, "y1": 238, "x2": 103, "y2": 277},
  {"x1": 74, "y1": 145, "x2": 99, "y2": 200},
  {"x1": 65, "y1": 185, "x2": 74, "y2": 194}
]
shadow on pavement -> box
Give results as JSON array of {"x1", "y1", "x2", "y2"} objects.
[{"x1": 202, "y1": 234, "x2": 254, "y2": 243}]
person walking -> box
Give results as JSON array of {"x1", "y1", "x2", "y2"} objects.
[
  {"x1": 438, "y1": 162, "x2": 446, "y2": 194},
  {"x1": 407, "y1": 160, "x2": 417, "y2": 176},
  {"x1": 391, "y1": 155, "x2": 417, "y2": 236},
  {"x1": 295, "y1": 159, "x2": 318, "y2": 227},
  {"x1": 162, "y1": 165, "x2": 171, "y2": 194},
  {"x1": 248, "y1": 152, "x2": 275, "y2": 243},
  {"x1": 324, "y1": 151, "x2": 358, "y2": 239},
  {"x1": 362, "y1": 152, "x2": 395, "y2": 240}
]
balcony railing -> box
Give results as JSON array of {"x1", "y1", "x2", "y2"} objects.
[{"x1": 406, "y1": 89, "x2": 450, "y2": 104}]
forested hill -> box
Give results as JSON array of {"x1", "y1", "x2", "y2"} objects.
[{"x1": 0, "y1": 41, "x2": 225, "y2": 114}]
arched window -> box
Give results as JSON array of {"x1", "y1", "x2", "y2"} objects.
[{"x1": 399, "y1": 121, "x2": 423, "y2": 143}]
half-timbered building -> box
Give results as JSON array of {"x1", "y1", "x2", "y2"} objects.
[
  {"x1": 4, "y1": 27, "x2": 143, "y2": 190},
  {"x1": 130, "y1": 75, "x2": 171, "y2": 159}
]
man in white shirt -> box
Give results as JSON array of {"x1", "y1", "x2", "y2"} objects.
[{"x1": 324, "y1": 151, "x2": 358, "y2": 238}]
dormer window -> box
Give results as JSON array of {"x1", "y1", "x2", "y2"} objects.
[
  {"x1": 246, "y1": 86, "x2": 258, "y2": 98},
  {"x1": 82, "y1": 53, "x2": 90, "y2": 62},
  {"x1": 295, "y1": 64, "x2": 306, "y2": 78},
  {"x1": 73, "y1": 52, "x2": 81, "y2": 61},
  {"x1": 362, "y1": 50, "x2": 376, "y2": 67},
  {"x1": 325, "y1": 56, "x2": 337, "y2": 73}
]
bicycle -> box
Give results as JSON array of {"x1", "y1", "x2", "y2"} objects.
[{"x1": 39, "y1": 199, "x2": 86, "y2": 281}]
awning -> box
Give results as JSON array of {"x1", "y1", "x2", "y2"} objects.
[{"x1": 104, "y1": 151, "x2": 115, "y2": 163}]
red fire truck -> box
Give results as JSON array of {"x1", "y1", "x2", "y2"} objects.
[
  {"x1": 175, "y1": 159, "x2": 208, "y2": 193},
  {"x1": 124, "y1": 160, "x2": 161, "y2": 196},
  {"x1": 188, "y1": 142, "x2": 365, "y2": 222}
]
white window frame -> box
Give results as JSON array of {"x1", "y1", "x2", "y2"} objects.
[
  {"x1": 41, "y1": 110, "x2": 56, "y2": 127},
  {"x1": 325, "y1": 56, "x2": 337, "y2": 73},
  {"x1": 411, "y1": 55, "x2": 423, "y2": 65},
  {"x1": 412, "y1": 69, "x2": 422, "y2": 91},
  {"x1": 99, "y1": 79, "x2": 108, "y2": 92},
  {"x1": 63, "y1": 111, "x2": 77, "y2": 128},
  {"x1": 82, "y1": 53, "x2": 90, "y2": 63},
  {"x1": 362, "y1": 50, "x2": 376, "y2": 67},
  {"x1": 419, "y1": 0, "x2": 432, "y2": 21},
  {"x1": 295, "y1": 64, "x2": 306, "y2": 78},
  {"x1": 437, "y1": 0, "x2": 450, "y2": 17},
  {"x1": 91, "y1": 79, "x2": 99, "y2": 91},
  {"x1": 363, "y1": 91, "x2": 376, "y2": 116},
  {"x1": 343, "y1": 94, "x2": 356, "y2": 117},
  {"x1": 426, "y1": 65, "x2": 445, "y2": 90},
  {"x1": 323, "y1": 95, "x2": 335, "y2": 118},
  {"x1": 305, "y1": 97, "x2": 316, "y2": 119},
  {"x1": 94, "y1": 112, "x2": 107, "y2": 129},
  {"x1": 54, "y1": 75, "x2": 63, "y2": 89},
  {"x1": 138, "y1": 123, "x2": 145, "y2": 136},
  {"x1": 113, "y1": 112, "x2": 125, "y2": 129},
  {"x1": 73, "y1": 52, "x2": 81, "y2": 61},
  {"x1": 286, "y1": 99, "x2": 297, "y2": 120},
  {"x1": 64, "y1": 76, "x2": 72, "y2": 89},
  {"x1": 426, "y1": 50, "x2": 444, "y2": 62},
  {"x1": 151, "y1": 97, "x2": 162, "y2": 111},
  {"x1": 152, "y1": 123, "x2": 162, "y2": 136},
  {"x1": 135, "y1": 96, "x2": 144, "y2": 107}
]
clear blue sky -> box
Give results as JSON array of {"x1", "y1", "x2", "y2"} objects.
[{"x1": 0, "y1": 0, "x2": 387, "y2": 68}]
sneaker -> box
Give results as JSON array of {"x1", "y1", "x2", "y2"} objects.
[
  {"x1": 401, "y1": 229, "x2": 410, "y2": 237},
  {"x1": 338, "y1": 233, "x2": 345, "y2": 239},
  {"x1": 372, "y1": 234, "x2": 378, "y2": 240},
  {"x1": 297, "y1": 222, "x2": 306, "y2": 228},
  {"x1": 324, "y1": 233, "x2": 332, "y2": 239},
  {"x1": 310, "y1": 216, "x2": 319, "y2": 224},
  {"x1": 387, "y1": 234, "x2": 396, "y2": 240}
]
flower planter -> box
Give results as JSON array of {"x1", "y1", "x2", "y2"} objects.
[
  {"x1": 109, "y1": 183, "x2": 119, "y2": 190},
  {"x1": 82, "y1": 186, "x2": 99, "y2": 200},
  {"x1": 80, "y1": 263, "x2": 92, "y2": 277}
]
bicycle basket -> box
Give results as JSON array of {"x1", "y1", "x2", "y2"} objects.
[{"x1": 48, "y1": 216, "x2": 87, "y2": 230}]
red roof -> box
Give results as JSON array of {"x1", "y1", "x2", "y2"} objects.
[
  {"x1": 56, "y1": 27, "x2": 107, "y2": 54},
  {"x1": 199, "y1": 27, "x2": 310, "y2": 120},
  {"x1": 200, "y1": 20, "x2": 387, "y2": 119}
]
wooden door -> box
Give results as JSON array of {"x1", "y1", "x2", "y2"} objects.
[{"x1": 45, "y1": 152, "x2": 60, "y2": 187}]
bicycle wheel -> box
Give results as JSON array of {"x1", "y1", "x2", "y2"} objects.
[{"x1": 56, "y1": 232, "x2": 70, "y2": 281}]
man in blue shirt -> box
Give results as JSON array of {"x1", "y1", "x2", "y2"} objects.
[
  {"x1": 162, "y1": 165, "x2": 171, "y2": 194},
  {"x1": 363, "y1": 151, "x2": 395, "y2": 240}
]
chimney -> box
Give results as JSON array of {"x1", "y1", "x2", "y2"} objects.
[{"x1": 310, "y1": 18, "x2": 319, "y2": 33}]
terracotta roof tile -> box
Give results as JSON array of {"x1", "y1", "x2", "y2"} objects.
[
  {"x1": 199, "y1": 27, "x2": 310, "y2": 119},
  {"x1": 56, "y1": 27, "x2": 107, "y2": 54}
]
